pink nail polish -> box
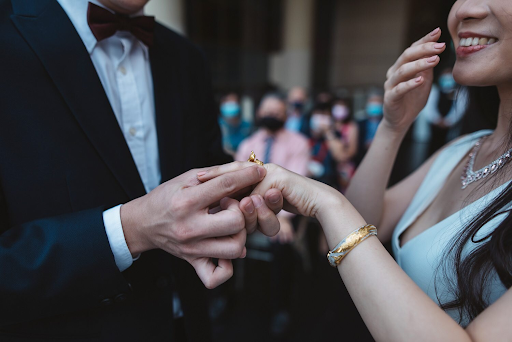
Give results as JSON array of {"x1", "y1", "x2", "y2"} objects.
[
  {"x1": 197, "y1": 171, "x2": 207, "y2": 177},
  {"x1": 430, "y1": 27, "x2": 440, "y2": 36},
  {"x1": 434, "y1": 42, "x2": 446, "y2": 49},
  {"x1": 427, "y1": 56, "x2": 438, "y2": 63},
  {"x1": 415, "y1": 76, "x2": 423, "y2": 83}
]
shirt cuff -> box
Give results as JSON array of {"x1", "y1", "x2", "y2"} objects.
[{"x1": 103, "y1": 205, "x2": 137, "y2": 272}]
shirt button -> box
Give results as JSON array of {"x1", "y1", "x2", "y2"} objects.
[
  {"x1": 119, "y1": 66, "x2": 127, "y2": 75},
  {"x1": 129, "y1": 127, "x2": 137, "y2": 136}
]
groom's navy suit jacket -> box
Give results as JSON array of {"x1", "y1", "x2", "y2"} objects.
[{"x1": 0, "y1": 0, "x2": 231, "y2": 340}]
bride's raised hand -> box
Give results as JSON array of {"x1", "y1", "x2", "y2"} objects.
[{"x1": 383, "y1": 28, "x2": 445, "y2": 132}]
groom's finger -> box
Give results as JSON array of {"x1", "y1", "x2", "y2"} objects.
[
  {"x1": 240, "y1": 197, "x2": 258, "y2": 234},
  {"x1": 251, "y1": 195, "x2": 280, "y2": 237},
  {"x1": 197, "y1": 161, "x2": 255, "y2": 182},
  {"x1": 191, "y1": 165, "x2": 266, "y2": 209},
  {"x1": 192, "y1": 258, "x2": 233, "y2": 289}
]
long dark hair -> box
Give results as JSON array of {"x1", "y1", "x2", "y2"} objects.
[{"x1": 437, "y1": 86, "x2": 512, "y2": 325}]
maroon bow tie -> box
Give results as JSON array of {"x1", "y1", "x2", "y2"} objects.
[{"x1": 87, "y1": 2, "x2": 155, "y2": 47}]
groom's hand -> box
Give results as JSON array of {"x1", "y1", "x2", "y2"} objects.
[
  {"x1": 120, "y1": 164, "x2": 267, "y2": 289},
  {"x1": 198, "y1": 161, "x2": 285, "y2": 237}
]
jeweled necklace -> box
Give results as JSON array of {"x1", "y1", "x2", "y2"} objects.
[{"x1": 461, "y1": 135, "x2": 512, "y2": 189}]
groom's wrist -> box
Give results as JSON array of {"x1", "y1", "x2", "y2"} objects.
[{"x1": 121, "y1": 197, "x2": 152, "y2": 257}]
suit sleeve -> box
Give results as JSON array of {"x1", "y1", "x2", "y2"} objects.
[{"x1": 0, "y1": 187, "x2": 131, "y2": 327}]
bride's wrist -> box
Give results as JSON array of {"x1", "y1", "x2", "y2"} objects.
[
  {"x1": 380, "y1": 118, "x2": 410, "y2": 139},
  {"x1": 315, "y1": 194, "x2": 367, "y2": 249}
]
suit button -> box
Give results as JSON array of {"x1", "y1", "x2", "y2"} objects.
[
  {"x1": 156, "y1": 276, "x2": 169, "y2": 289},
  {"x1": 100, "y1": 298, "x2": 113, "y2": 307},
  {"x1": 114, "y1": 293, "x2": 127, "y2": 303}
]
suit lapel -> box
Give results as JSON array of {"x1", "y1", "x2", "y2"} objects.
[
  {"x1": 10, "y1": 0, "x2": 146, "y2": 200},
  {"x1": 150, "y1": 24, "x2": 185, "y2": 182}
]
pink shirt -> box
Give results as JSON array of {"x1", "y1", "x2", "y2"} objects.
[{"x1": 236, "y1": 129, "x2": 310, "y2": 176}]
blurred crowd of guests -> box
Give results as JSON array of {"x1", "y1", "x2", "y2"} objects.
[
  {"x1": 218, "y1": 86, "x2": 383, "y2": 193},
  {"x1": 214, "y1": 70, "x2": 468, "y2": 338}
]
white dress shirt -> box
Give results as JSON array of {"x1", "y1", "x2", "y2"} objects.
[{"x1": 57, "y1": 0, "x2": 160, "y2": 272}]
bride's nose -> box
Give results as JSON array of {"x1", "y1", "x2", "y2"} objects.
[{"x1": 455, "y1": 0, "x2": 489, "y2": 22}]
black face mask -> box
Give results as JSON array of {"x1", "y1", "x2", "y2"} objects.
[
  {"x1": 291, "y1": 101, "x2": 304, "y2": 111},
  {"x1": 257, "y1": 116, "x2": 285, "y2": 133}
]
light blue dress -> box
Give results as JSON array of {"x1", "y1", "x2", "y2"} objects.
[{"x1": 392, "y1": 130, "x2": 509, "y2": 326}]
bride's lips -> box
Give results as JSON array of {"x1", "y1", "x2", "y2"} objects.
[{"x1": 456, "y1": 32, "x2": 498, "y2": 57}]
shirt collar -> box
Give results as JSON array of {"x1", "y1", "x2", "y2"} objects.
[{"x1": 57, "y1": 0, "x2": 148, "y2": 57}]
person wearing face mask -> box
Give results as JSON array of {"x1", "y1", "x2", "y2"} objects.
[
  {"x1": 362, "y1": 93, "x2": 385, "y2": 149},
  {"x1": 308, "y1": 102, "x2": 347, "y2": 189},
  {"x1": 332, "y1": 98, "x2": 359, "y2": 192},
  {"x1": 236, "y1": 94, "x2": 310, "y2": 336},
  {"x1": 218, "y1": 93, "x2": 252, "y2": 157},
  {"x1": 285, "y1": 86, "x2": 309, "y2": 133},
  {"x1": 420, "y1": 67, "x2": 469, "y2": 157}
]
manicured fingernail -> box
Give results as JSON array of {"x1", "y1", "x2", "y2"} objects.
[
  {"x1": 251, "y1": 195, "x2": 263, "y2": 208},
  {"x1": 427, "y1": 55, "x2": 438, "y2": 63},
  {"x1": 245, "y1": 200, "x2": 255, "y2": 214},
  {"x1": 268, "y1": 193, "x2": 280, "y2": 204},
  {"x1": 434, "y1": 42, "x2": 446, "y2": 49},
  {"x1": 430, "y1": 27, "x2": 440, "y2": 36},
  {"x1": 197, "y1": 171, "x2": 207, "y2": 177},
  {"x1": 415, "y1": 76, "x2": 423, "y2": 83}
]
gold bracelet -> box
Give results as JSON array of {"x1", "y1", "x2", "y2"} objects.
[{"x1": 327, "y1": 224, "x2": 377, "y2": 267}]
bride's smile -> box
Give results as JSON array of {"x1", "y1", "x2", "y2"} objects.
[{"x1": 449, "y1": 0, "x2": 512, "y2": 87}]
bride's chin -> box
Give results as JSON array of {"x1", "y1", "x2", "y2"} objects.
[{"x1": 452, "y1": 67, "x2": 497, "y2": 88}]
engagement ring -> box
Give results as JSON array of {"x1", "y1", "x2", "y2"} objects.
[{"x1": 248, "y1": 151, "x2": 264, "y2": 166}]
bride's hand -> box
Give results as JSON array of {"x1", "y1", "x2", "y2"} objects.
[
  {"x1": 199, "y1": 162, "x2": 367, "y2": 247},
  {"x1": 199, "y1": 162, "x2": 341, "y2": 218},
  {"x1": 383, "y1": 27, "x2": 446, "y2": 133}
]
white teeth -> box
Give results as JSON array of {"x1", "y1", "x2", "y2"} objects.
[{"x1": 460, "y1": 37, "x2": 497, "y2": 47}]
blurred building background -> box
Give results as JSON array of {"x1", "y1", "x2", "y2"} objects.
[{"x1": 147, "y1": 0, "x2": 454, "y2": 99}]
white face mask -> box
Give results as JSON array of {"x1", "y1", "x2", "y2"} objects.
[
  {"x1": 310, "y1": 114, "x2": 332, "y2": 132},
  {"x1": 332, "y1": 105, "x2": 349, "y2": 121}
]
